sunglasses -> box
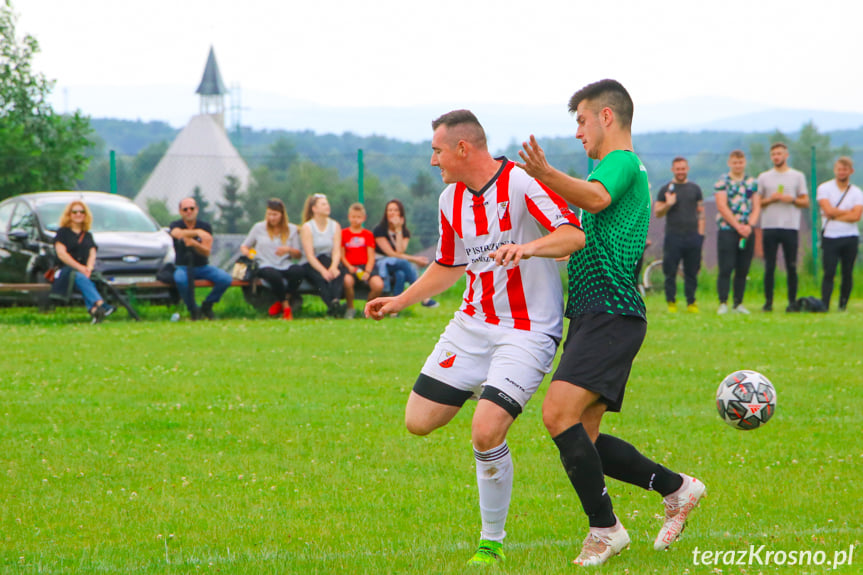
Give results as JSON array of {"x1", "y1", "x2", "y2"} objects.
[
  {"x1": 181, "y1": 207, "x2": 197, "y2": 212},
  {"x1": 71, "y1": 210, "x2": 86, "y2": 214}
]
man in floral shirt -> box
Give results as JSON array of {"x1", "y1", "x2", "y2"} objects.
[{"x1": 714, "y1": 150, "x2": 761, "y2": 314}]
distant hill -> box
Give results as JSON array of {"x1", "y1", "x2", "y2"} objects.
[{"x1": 84, "y1": 117, "x2": 863, "y2": 199}]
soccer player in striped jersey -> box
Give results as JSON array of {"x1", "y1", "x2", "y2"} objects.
[
  {"x1": 515, "y1": 79, "x2": 706, "y2": 566},
  {"x1": 365, "y1": 109, "x2": 584, "y2": 565}
]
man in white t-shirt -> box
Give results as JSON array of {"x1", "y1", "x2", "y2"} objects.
[
  {"x1": 817, "y1": 156, "x2": 863, "y2": 311},
  {"x1": 756, "y1": 142, "x2": 809, "y2": 312},
  {"x1": 365, "y1": 110, "x2": 584, "y2": 566}
]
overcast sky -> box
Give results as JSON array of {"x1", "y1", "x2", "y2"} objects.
[{"x1": 12, "y1": 0, "x2": 863, "y2": 139}]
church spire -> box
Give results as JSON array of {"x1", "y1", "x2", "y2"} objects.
[{"x1": 196, "y1": 46, "x2": 227, "y2": 122}]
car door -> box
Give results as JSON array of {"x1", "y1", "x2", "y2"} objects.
[
  {"x1": 5, "y1": 202, "x2": 46, "y2": 283},
  {"x1": 0, "y1": 201, "x2": 20, "y2": 282}
]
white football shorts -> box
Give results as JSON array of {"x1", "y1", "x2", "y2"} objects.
[{"x1": 419, "y1": 312, "x2": 558, "y2": 409}]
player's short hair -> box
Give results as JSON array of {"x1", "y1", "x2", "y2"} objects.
[
  {"x1": 431, "y1": 109, "x2": 487, "y2": 150},
  {"x1": 836, "y1": 156, "x2": 854, "y2": 169},
  {"x1": 568, "y1": 79, "x2": 634, "y2": 130},
  {"x1": 729, "y1": 149, "x2": 746, "y2": 159},
  {"x1": 348, "y1": 202, "x2": 366, "y2": 214},
  {"x1": 672, "y1": 156, "x2": 688, "y2": 165},
  {"x1": 770, "y1": 142, "x2": 788, "y2": 151}
]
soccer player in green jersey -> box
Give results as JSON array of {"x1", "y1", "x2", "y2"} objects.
[{"x1": 515, "y1": 80, "x2": 705, "y2": 567}]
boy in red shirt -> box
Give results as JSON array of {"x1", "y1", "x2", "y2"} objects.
[{"x1": 341, "y1": 203, "x2": 385, "y2": 318}]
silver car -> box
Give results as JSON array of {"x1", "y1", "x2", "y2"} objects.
[{"x1": 0, "y1": 191, "x2": 176, "y2": 305}]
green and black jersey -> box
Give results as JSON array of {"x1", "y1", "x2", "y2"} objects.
[{"x1": 565, "y1": 150, "x2": 650, "y2": 319}]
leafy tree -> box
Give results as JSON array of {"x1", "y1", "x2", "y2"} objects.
[
  {"x1": 215, "y1": 174, "x2": 246, "y2": 233},
  {"x1": 191, "y1": 186, "x2": 214, "y2": 223},
  {"x1": 788, "y1": 122, "x2": 850, "y2": 187},
  {"x1": 409, "y1": 169, "x2": 436, "y2": 199},
  {"x1": 747, "y1": 141, "x2": 769, "y2": 176},
  {"x1": 146, "y1": 198, "x2": 174, "y2": 227},
  {"x1": 265, "y1": 137, "x2": 299, "y2": 173},
  {"x1": 0, "y1": 0, "x2": 92, "y2": 200}
]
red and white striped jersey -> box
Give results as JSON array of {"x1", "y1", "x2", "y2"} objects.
[{"x1": 435, "y1": 158, "x2": 581, "y2": 339}]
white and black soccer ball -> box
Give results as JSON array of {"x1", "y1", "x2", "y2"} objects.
[{"x1": 715, "y1": 370, "x2": 776, "y2": 430}]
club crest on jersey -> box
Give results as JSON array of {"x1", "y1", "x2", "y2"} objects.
[
  {"x1": 497, "y1": 201, "x2": 510, "y2": 221},
  {"x1": 438, "y1": 351, "x2": 456, "y2": 368}
]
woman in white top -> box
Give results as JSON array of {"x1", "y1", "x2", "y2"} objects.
[
  {"x1": 300, "y1": 193, "x2": 344, "y2": 316},
  {"x1": 240, "y1": 198, "x2": 304, "y2": 319}
]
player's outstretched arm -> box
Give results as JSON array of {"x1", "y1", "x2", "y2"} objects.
[
  {"x1": 364, "y1": 262, "x2": 463, "y2": 320},
  {"x1": 515, "y1": 135, "x2": 610, "y2": 214},
  {"x1": 490, "y1": 225, "x2": 585, "y2": 267}
]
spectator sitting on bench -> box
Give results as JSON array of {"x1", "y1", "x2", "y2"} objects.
[
  {"x1": 300, "y1": 193, "x2": 345, "y2": 317},
  {"x1": 53, "y1": 200, "x2": 115, "y2": 324},
  {"x1": 169, "y1": 198, "x2": 232, "y2": 320},
  {"x1": 341, "y1": 202, "x2": 385, "y2": 319},
  {"x1": 240, "y1": 198, "x2": 305, "y2": 320},
  {"x1": 373, "y1": 199, "x2": 438, "y2": 309}
]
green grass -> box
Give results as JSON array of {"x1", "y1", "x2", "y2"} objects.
[{"x1": 1, "y1": 281, "x2": 861, "y2": 574}]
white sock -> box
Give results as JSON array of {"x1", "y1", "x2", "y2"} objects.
[{"x1": 474, "y1": 441, "x2": 513, "y2": 542}]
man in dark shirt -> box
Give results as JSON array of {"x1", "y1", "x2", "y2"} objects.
[
  {"x1": 169, "y1": 197, "x2": 232, "y2": 320},
  {"x1": 654, "y1": 157, "x2": 704, "y2": 312}
]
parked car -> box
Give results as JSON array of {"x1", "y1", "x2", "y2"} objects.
[{"x1": 0, "y1": 191, "x2": 176, "y2": 306}]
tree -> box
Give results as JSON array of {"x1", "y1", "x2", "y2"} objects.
[
  {"x1": 788, "y1": 122, "x2": 847, "y2": 187},
  {"x1": 265, "y1": 137, "x2": 299, "y2": 173},
  {"x1": 409, "y1": 169, "x2": 436, "y2": 199},
  {"x1": 191, "y1": 186, "x2": 214, "y2": 223},
  {"x1": 216, "y1": 174, "x2": 246, "y2": 233},
  {"x1": 146, "y1": 198, "x2": 174, "y2": 227},
  {"x1": 0, "y1": 0, "x2": 92, "y2": 200}
]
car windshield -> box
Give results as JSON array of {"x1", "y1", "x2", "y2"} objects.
[{"x1": 36, "y1": 199, "x2": 160, "y2": 233}]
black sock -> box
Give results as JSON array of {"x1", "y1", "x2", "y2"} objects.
[
  {"x1": 552, "y1": 423, "x2": 615, "y2": 528},
  {"x1": 594, "y1": 434, "x2": 683, "y2": 497}
]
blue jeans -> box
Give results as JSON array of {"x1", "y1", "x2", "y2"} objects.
[
  {"x1": 378, "y1": 257, "x2": 418, "y2": 296},
  {"x1": 174, "y1": 265, "x2": 233, "y2": 311},
  {"x1": 72, "y1": 272, "x2": 104, "y2": 310}
]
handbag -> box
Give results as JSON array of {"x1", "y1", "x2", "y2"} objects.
[
  {"x1": 231, "y1": 255, "x2": 257, "y2": 282},
  {"x1": 156, "y1": 262, "x2": 176, "y2": 284},
  {"x1": 43, "y1": 266, "x2": 59, "y2": 283}
]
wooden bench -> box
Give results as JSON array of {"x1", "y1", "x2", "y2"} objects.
[{"x1": 0, "y1": 276, "x2": 378, "y2": 315}]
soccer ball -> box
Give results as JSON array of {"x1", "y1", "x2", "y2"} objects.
[{"x1": 715, "y1": 370, "x2": 776, "y2": 430}]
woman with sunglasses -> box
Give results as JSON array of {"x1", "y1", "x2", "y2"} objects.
[
  {"x1": 53, "y1": 200, "x2": 115, "y2": 323},
  {"x1": 300, "y1": 194, "x2": 345, "y2": 316}
]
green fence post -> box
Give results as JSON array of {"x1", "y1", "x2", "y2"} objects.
[
  {"x1": 357, "y1": 148, "x2": 364, "y2": 204},
  {"x1": 109, "y1": 150, "x2": 117, "y2": 194},
  {"x1": 810, "y1": 145, "x2": 818, "y2": 280}
]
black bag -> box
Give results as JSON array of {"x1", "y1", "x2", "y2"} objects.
[
  {"x1": 795, "y1": 296, "x2": 827, "y2": 313},
  {"x1": 231, "y1": 255, "x2": 257, "y2": 282},
  {"x1": 156, "y1": 262, "x2": 176, "y2": 285}
]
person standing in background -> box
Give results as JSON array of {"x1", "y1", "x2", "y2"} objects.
[
  {"x1": 714, "y1": 150, "x2": 761, "y2": 314},
  {"x1": 756, "y1": 142, "x2": 809, "y2": 312},
  {"x1": 654, "y1": 157, "x2": 704, "y2": 313},
  {"x1": 817, "y1": 157, "x2": 863, "y2": 311}
]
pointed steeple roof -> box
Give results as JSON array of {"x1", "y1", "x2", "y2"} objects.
[{"x1": 196, "y1": 46, "x2": 227, "y2": 96}]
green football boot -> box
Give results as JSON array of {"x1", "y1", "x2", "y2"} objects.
[{"x1": 467, "y1": 539, "x2": 505, "y2": 566}]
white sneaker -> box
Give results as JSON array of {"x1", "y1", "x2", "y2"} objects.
[
  {"x1": 344, "y1": 307, "x2": 357, "y2": 319},
  {"x1": 573, "y1": 516, "x2": 630, "y2": 566},
  {"x1": 654, "y1": 474, "x2": 706, "y2": 550},
  {"x1": 717, "y1": 303, "x2": 728, "y2": 315},
  {"x1": 733, "y1": 304, "x2": 750, "y2": 314}
]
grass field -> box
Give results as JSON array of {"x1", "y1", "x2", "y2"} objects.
[{"x1": 1, "y1": 274, "x2": 861, "y2": 574}]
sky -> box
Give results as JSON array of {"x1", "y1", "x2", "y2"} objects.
[{"x1": 11, "y1": 0, "x2": 863, "y2": 145}]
